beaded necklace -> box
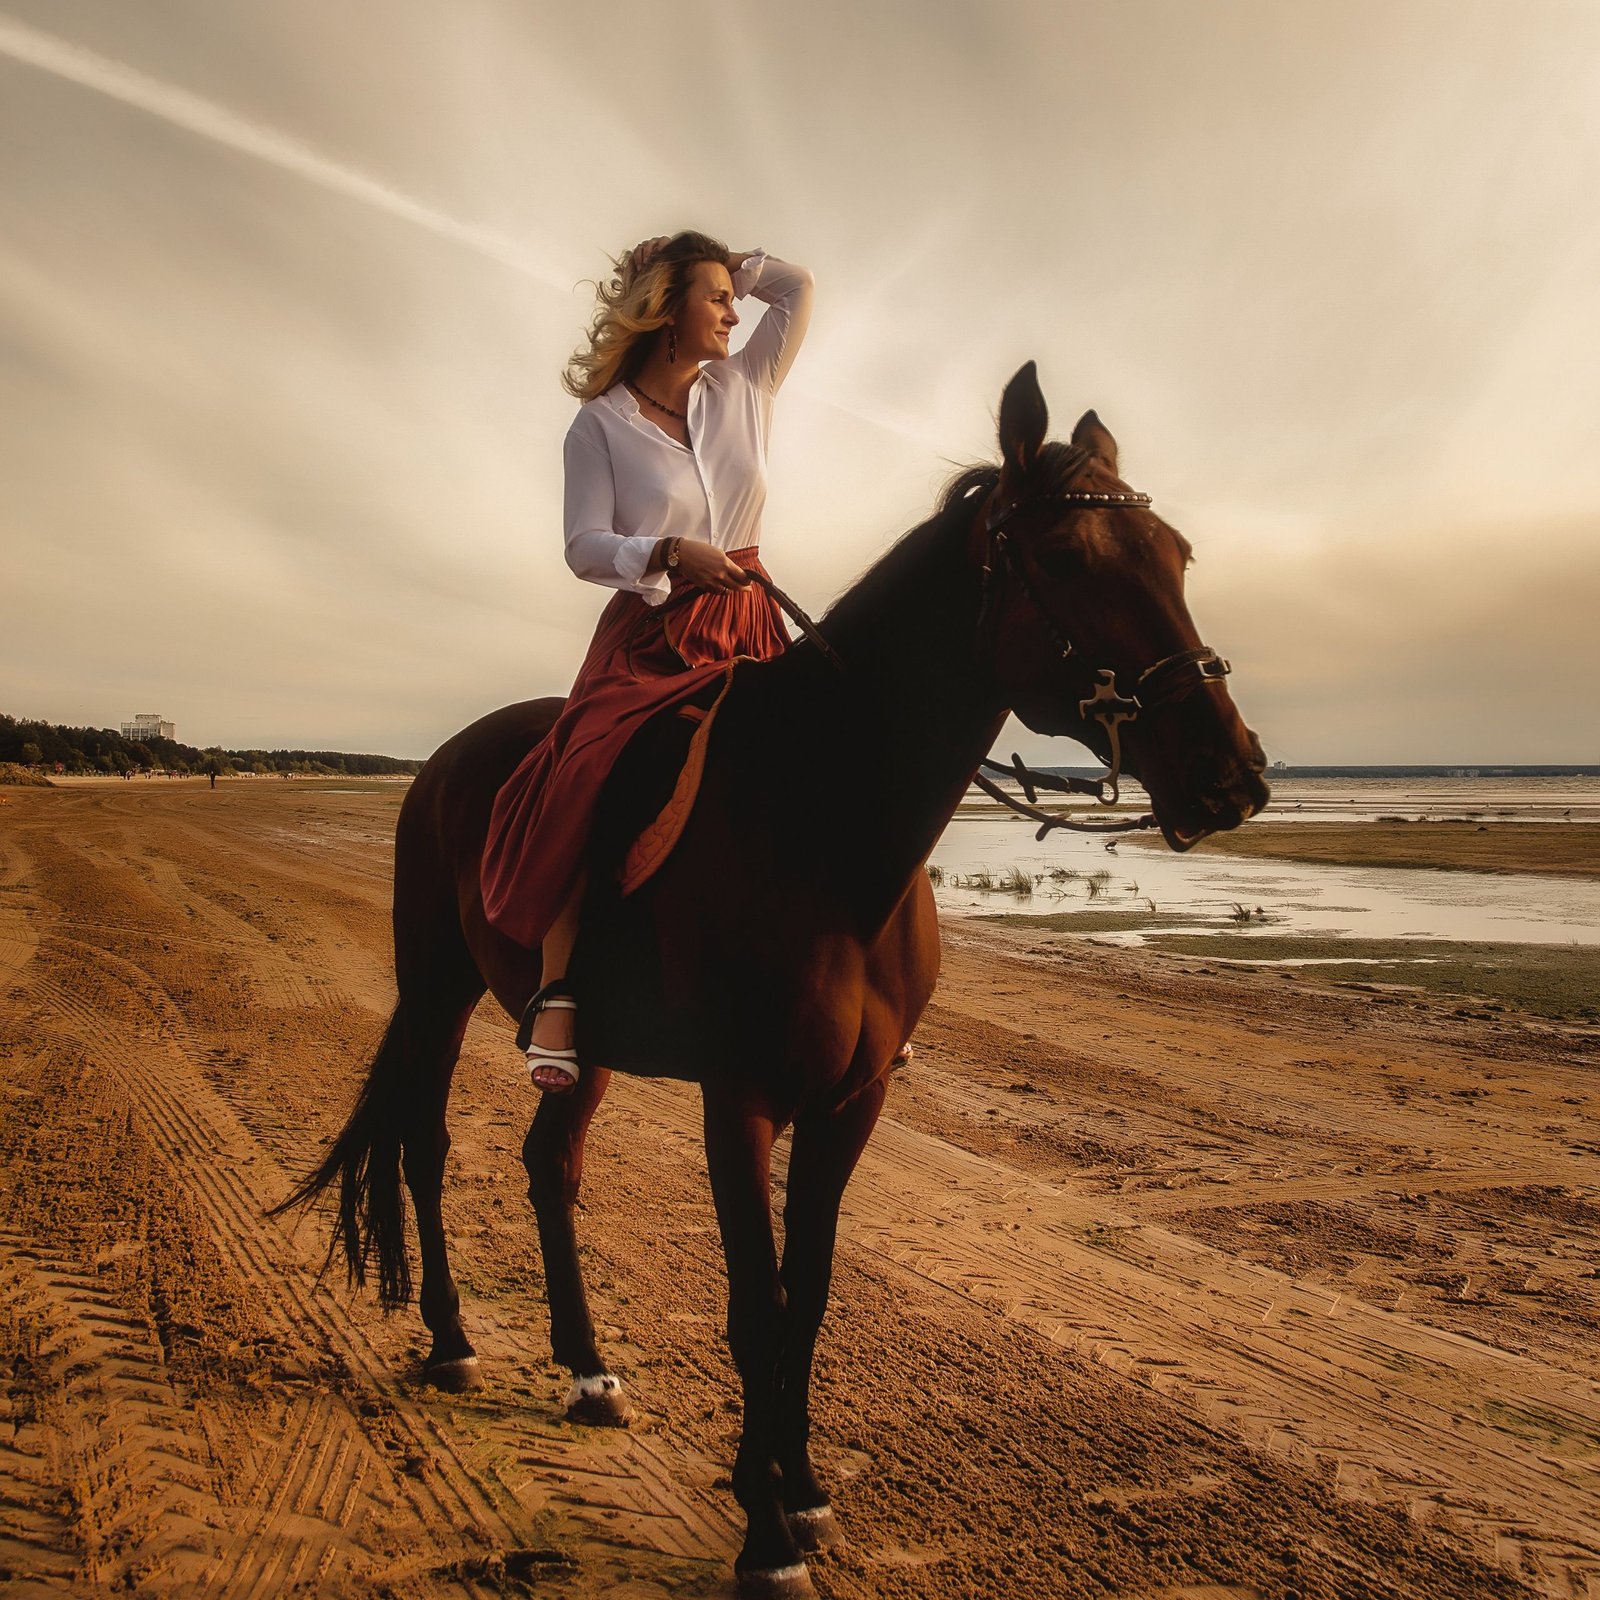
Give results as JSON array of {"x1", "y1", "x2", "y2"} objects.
[{"x1": 625, "y1": 380, "x2": 688, "y2": 421}]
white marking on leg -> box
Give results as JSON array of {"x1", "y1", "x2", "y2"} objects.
[{"x1": 564, "y1": 1372, "x2": 623, "y2": 1407}]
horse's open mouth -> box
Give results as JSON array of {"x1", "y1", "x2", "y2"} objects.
[
  {"x1": 1160, "y1": 816, "x2": 1211, "y2": 853},
  {"x1": 1158, "y1": 782, "x2": 1269, "y2": 853}
]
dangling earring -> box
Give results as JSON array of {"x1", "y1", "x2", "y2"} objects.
[{"x1": 668, "y1": 325, "x2": 677, "y2": 364}]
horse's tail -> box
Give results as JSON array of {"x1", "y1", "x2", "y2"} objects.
[{"x1": 270, "y1": 1004, "x2": 413, "y2": 1308}]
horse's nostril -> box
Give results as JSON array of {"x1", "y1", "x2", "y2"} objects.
[{"x1": 1237, "y1": 783, "x2": 1267, "y2": 821}]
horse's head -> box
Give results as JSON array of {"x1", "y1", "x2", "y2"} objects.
[{"x1": 973, "y1": 362, "x2": 1269, "y2": 849}]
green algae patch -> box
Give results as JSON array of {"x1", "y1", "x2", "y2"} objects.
[{"x1": 1144, "y1": 933, "x2": 1600, "y2": 1022}]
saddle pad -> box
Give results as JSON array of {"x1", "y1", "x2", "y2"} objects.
[{"x1": 619, "y1": 662, "x2": 738, "y2": 896}]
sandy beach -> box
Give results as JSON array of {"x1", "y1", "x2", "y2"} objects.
[{"x1": 1, "y1": 780, "x2": 1597, "y2": 1599}]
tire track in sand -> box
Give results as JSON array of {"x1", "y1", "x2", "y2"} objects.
[
  {"x1": 19, "y1": 790, "x2": 746, "y2": 1580},
  {"x1": 0, "y1": 1228, "x2": 220, "y2": 1593},
  {"x1": 0, "y1": 832, "x2": 41, "y2": 997},
  {"x1": 21, "y1": 928, "x2": 737, "y2": 1589},
  {"x1": 614, "y1": 1074, "x2": 1600, "y2": 1600},
  {"x1": 836, "y1": 1114, "x2": 1600, "y2": 1597},
  {"x1": 20, "y1": 944, "x2": 521, "y2": 1595}
]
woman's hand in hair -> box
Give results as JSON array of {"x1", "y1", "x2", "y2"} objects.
[
  {"x1": 628, "y1": 236, "x2": 672, "y2": 276},
  {"x1": 673, "y1": 539, "x2": 752, "y2": 594}
]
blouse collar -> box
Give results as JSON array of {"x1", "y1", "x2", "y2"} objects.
[{"x1": 607, "y1": 373, "x2": 714, "y2": 447}]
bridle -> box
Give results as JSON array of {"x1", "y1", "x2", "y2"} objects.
[
  {"x1": 968, "y1": 472, "x2": 1231, "y2": 836},
  {"x1": 746, "y1": 463, "x2": 1232, "y2": 839}
]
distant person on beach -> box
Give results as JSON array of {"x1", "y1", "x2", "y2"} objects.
[{"x1": 480, "y1": 232, "x2": 814, "y2": 1092}]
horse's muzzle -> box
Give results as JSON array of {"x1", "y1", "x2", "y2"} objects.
[{"x1": 1158, "y1": 762, "x2": 1270, "y2": 852}]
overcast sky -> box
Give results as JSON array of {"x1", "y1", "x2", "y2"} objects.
[{"x1": 3, "y1": 0, "x2": 1597, "y2": 763}]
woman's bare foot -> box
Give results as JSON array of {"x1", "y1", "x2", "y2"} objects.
[
  {"x1": 526, "y1": 997, "x2": 578, "y2": 1091},
  {"x1": 530, "y1": 877, "x2": 585, "y2": 1092}
]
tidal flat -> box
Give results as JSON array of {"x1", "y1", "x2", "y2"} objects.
[
  {"x1": 1150, "y1": 932, "x2": 1600, "y2": 1020},
  {"x1": 1129, "y1": 818, "x2": 1600, "y2": 879},
  {"x1": 986, "y1": 917, "x2": 1600, "y2": 1022}
]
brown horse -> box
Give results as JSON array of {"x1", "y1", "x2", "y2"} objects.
[{"x1": 277, "y1": 363, "x2": 1268, "y2": 1599}]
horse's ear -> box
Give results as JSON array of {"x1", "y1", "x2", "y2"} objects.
[
  {"x1": 999, "y1": 361, "x2": 1049, "y2": 479},
  {"x1": 1071, "y1": 410, "x2": 1119, "y2": 476}
]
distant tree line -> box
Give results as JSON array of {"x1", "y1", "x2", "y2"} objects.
[{"x1": 0, "y1": 712, "x2": 422, "y2": 778}]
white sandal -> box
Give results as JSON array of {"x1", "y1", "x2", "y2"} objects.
[{"x1": 516, "y1": 981, "x2": 580, "y2": 1091}]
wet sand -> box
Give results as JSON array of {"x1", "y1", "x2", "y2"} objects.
[
  {"x1": 1, "y1": 780, "x2": 1597, "y2": 1599},
  {"x1": 1130, "y1": 819, "x2": 1600, "y2": 879}
]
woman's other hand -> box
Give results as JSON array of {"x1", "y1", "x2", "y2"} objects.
[{"x1": 673, "y1": 540, "x2": 751, "y2": 593}]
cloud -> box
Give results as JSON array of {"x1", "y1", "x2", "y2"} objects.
[
  {"x1": 1176, "y1": 518, "x2": 1600, "y2": 764},
  {"x1": 3, "y1": 1, "x2": 1598, "y2": 761},
  {"x1": 0, "y1": 12, "x2": 566, "y2": 288}
]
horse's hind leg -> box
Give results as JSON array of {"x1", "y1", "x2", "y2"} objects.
[
  {"x1": 522, "y1": 1064, "x2": 629, "y2": 1425},
  {"x1": 398, "y1": 978, "x2": 485, "y2": 1390}
]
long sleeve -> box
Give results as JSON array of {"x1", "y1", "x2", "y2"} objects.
[
  {"x1": 563, "y1": 426, "x2": 671, "y2": 604},
  {"x1": 728, "y1": 250, "x2": 815, "y2": 397}
]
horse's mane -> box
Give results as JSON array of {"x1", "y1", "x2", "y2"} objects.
[
  {"x1": 938, "y1": 440, "x2": 1095, "y2": 513},
  {"x1": 819, "y1": 441, "x2": 1094, "y2": 630}
]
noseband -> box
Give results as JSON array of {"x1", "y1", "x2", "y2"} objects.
[{"x1": 972, "y1": 475, "x2": 1231, "y2": 836}]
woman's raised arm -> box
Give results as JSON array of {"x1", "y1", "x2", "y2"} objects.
[{"x1": 727, "y1": 250, "x2": 815, "y2": 397}]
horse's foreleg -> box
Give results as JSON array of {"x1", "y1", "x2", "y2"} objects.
[
  {"x1": 704, "y1": 1090, "x2": 808, "y2": 1597},
  {"x1": 776, "y1": 1077, "x2": 888, "y2": 1552},
  {"x1": 522, "y1": 1066, "x2": 628, "y2": 1425},
  {"x1": 398, "y1": 988, "x2": 483, "y2": 1390}
]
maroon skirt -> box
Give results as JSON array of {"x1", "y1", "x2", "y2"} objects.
[{"x1": 480, "y1": 546, "x2": 788, "y2": 948}]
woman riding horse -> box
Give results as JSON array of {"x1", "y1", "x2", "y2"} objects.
[
  {"x1": 480, "y1": 230, "x2": 812, "y2": 1091},
  {"x1": 279, "y1": 355, "x2": 1271, "y2": 1600}
]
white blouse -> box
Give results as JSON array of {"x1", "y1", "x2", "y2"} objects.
[{"x1": 562, "y1": 250, "x2": 815, "y2": 606}]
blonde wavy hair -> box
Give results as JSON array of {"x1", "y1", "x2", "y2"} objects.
[{"x1": 562, "y1": 230, "x2": 730, "y2": 402}]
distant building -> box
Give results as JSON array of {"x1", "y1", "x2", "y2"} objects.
[{"x1": 122, "y1": 713, "x2": 176, "y2": 742}]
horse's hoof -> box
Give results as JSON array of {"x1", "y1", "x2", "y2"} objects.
[
  {"x1": 424, "y1": 1356, "x2": 483, "y2": 1393},
  {"x1": 736, "y1": 1561, "x2": 815, "y2": 1600},
  {"x1": 563, "y1": 1372, "x2": 630, "y2": 1427},
  {"x1": 787, "y1": 1503, "x2": 844, "y2": 1553}
]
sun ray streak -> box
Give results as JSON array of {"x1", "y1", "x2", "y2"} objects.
[{"x1": 0, "y1": 11, "x2": 566, "y2": 289}]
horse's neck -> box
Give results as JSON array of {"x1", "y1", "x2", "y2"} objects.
[{"x1": 772, "y1": 509, "x2": 1007, "y2": 922}]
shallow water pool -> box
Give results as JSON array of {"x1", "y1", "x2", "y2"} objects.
[{"x1": 928, "y1": 813, "x2": 1600, "y2": 947}]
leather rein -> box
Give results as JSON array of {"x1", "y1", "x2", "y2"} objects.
[{"x1": 750, "y1": 465, "x2": 1232, "y2": 840}]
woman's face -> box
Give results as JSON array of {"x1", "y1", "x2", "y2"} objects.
[{"x1": 671, "y1": 260, "x2": 738, "y2": 363}]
